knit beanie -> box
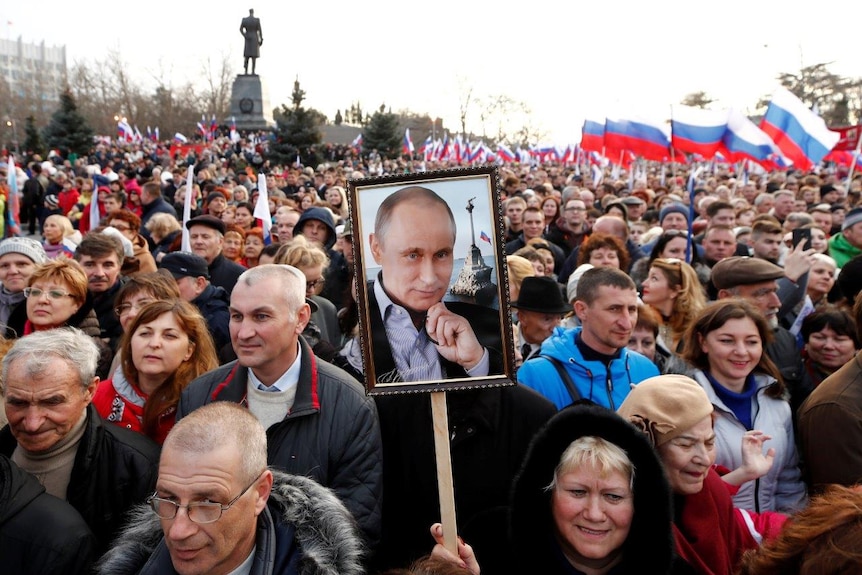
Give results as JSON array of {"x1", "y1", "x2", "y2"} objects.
[
  {"x1": 0, "y1": 237, "x2": 48, "y2": 264},
  {"x1": 659, "y1": 203, "x2": 689, "y2": 224},
  {"x1": 617, "y1": 375, "x2": 713, "y2": 447},
  {"x1": 842, "y1": 207, "x2": 862, "y2": 231}
]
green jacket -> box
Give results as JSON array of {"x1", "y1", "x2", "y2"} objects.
[{"x1": 828, "y1": 232, "x2": 862, "y2": 268}]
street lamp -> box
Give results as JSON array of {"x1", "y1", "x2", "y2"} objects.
[{"x1": 3, "y1": 118, "x2": 18, "y2": 154}]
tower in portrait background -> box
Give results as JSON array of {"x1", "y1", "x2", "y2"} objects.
[{"x1": 230, "y1": 9, "x2": 274, "y2": 130}]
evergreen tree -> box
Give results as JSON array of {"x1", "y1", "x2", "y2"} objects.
[
  {"x1": 363, "y1": 104, "x2": 401, "y2": 159},
  {"x1": 334, "y1": 109, "x2": 343, "y2": 126},
  {"x1": 269, "y1": 78, "x2": 325, "y2": 168},
  {"x1": 42, "y1": 89, "x2": 94, "y2": 158},
  {"x1": 23, "y1": 116, "x2": 44, "y2": 158}
]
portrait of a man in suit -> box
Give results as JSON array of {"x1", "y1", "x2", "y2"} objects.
[{"x1": 366, "y1": 185, "x2": 503, "y2": 385}]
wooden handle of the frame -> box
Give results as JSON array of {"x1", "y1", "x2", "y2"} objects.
[{"x1": 431, "y1": 391, "x2": 458, "y2": 555}]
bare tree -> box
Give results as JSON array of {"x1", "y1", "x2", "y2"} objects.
[{"x1": 201, "y1": 53, "x2": 235, "y2": 120}]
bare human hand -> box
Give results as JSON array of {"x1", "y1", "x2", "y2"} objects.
[
  {"x1": 426, "y1": 302, "x2": 484, "y2": 370},
  {"x1": 783, "y1": 239, "x2": 817, "y2": 283},
  {"x1": 739, "y1": 430, "x2": 775, "y2": 482},
  {"x1": 430, "y1": 523, "x2": 481, "y2": 575}
]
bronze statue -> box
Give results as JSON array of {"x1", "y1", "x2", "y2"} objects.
[{"x1": 240, "y1": 9, "x2": 263, "y2": 75}]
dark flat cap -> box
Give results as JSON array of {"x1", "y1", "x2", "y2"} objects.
[
  {"x1": 186, "y1": 214, "x2": 226, "y2": 235},
  {"x1": 711, "y1": 256, "x2": 784, "y2": 290},
  {"x1": 160, "y1": 251, "x2": 210, "y2": 279}
]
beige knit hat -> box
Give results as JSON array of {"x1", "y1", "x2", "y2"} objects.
[{"x1": 617, "y1": 375, "x2": 714, "y2": 447}]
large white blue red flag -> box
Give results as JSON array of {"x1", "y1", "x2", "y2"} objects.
[
  {"x1": 760, "y1": 88, "x2": 839, "y2": 171},
  {"x1": 580, "y1": 119, "x2": 605, "y2": 153},
  {"x1": 604, "y1": 116, "x2": 670, "y2": 162},
  {"x1": 670, "y1": 106, "x2": 728, "y2": 159},
  {"x1": 721, "y1": 109, "x2": 786, "y2": 167}
]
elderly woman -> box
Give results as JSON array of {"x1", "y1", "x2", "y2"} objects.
[
  {"x1": 24, "y1": 259, "x2": 99, "y2": 337},
  {"x1": 145, "y1": 213, "x2": 182, "y2": 264},
  {"x1": 794, "y1": 306, "x2": 859, "y2": 412},
  {"x1": 509, "y1": 403, "x2": 675, "y2": 574},
  {"x1": 682, "y1": 300, "x2": 807, "y2": 514},
  {"x1": 641, "y1": 258, "x2": 706, "y2": 353},
  {"x1": 0, "y1": 237, "x2": 48, "y2": 339},
  {"x1": 24, "y1": 258, "x2": 111, "y2": 376},
  {"x1": 618, "y1": 375, "x2": 763, "y2": 575}
]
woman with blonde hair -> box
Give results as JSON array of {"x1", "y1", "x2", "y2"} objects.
[
  {"x1": 641, "y1": 258, "x2": 706, "y2": 352},
  {"x1": 42, "y1": 214, "x2": 78, "y2": 259},
  {"x1": 274, "y1": 235, "x2": 339, "y2": 348},
  {"x1": 505, "y1": 255, "x2": 536, "y2": 305},
  {"x1": 324, "y1": 185, "x2": 349, "y2": 221}
]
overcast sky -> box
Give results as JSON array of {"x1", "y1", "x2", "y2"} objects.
[{"x1": 4, "y1": 1, "x2": 860, "y2": 143}]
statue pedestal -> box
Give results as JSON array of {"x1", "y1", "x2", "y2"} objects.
[{"x1": 229, "y1": 75, "x2": 275, "y2": 130}]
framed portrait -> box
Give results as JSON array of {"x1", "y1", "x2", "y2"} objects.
[{"x1": 348, "y1": 165, "x2": 515, "y2": 395}]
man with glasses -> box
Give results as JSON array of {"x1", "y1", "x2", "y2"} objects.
[
  {"x1": 545, "y1": 198, "x2": 589, "y2": 256},
  {"x1": 98, "y1": 401, "x2": 364, "y2": 575},
  {"x1": 0, "y1": 328, "x2": 159, "y2": 554}
]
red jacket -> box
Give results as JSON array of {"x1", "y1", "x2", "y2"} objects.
[{"x1": 92, "y1": 376, "x2": 175, "y2": 445}]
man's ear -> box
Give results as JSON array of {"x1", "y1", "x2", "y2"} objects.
[
  {"x1": 369, "y1": 233, "x2": 382, "y2": 264},
  {"x1": 573, "y1": 300, "x2": 588, "y2": 320},
  {"x1": 84, "y1": 377, "x2": 98, "y2": 404},
  {"x1": 717, "y1": 288, "x2": 732, "y2": 300},
  {"x1": 295, "y1": 302, "x2": 312, "y2": 334}
]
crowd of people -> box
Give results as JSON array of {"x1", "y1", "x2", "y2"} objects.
[{"x1": 1, "y1": 135, "x2": 862, "y2": 575}]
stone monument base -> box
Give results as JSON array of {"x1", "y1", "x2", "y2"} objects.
[{"x1": 229, "y1": 74, "x2": 275, "y2": 130}]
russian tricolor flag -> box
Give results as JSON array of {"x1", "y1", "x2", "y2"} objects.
[
  {"x1": 760, "y1": 88, "x2": 840, "y2": 171},
  {"x1": 604, "y1": 116, "x2": 670, "y2": 162},
  {"x1": 580, "y1": 119, "x2": 605, "y2": 152},
  {"x1": 670, "y1": 106, "x2": 728, "y2": 159},
  {"x1": 496, "y1": 144, "x2": 515, "y2": 163},
  {"x1": 402, "y1": 128, "x2": 415, "y2": 155},
  {"x1": 721, "y1": 109, "x2": 784, "y2": 166}
]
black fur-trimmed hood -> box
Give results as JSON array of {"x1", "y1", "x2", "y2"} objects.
[{"x1": 97, "y1": 470, "x2": 364, "y2": 575}]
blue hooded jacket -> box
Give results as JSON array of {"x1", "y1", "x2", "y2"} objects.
[{"x1": 517, "y1": 326, "x2": 658, "y2": 410}]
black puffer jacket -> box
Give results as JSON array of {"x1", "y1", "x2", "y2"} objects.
[
  {"x1": 97, "y1": 471, "x2": 365, "y2": 575},
  {"x1": 510, "y1": 403, "x2": 676, "y2": 574},
  {"x1": 0, "y1": 405, "x2": 160, "y2": 554},
  {"x1": 0, "y1": 454, "x2": 96, "y2": 575},
  {"x1": 176, "y1": 337, "x2": 383, "y2": 549}
]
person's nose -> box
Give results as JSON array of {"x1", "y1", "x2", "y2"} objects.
[
  {"x1": 235, "y1": 317, "x2": 255, "y2": 340},
  {"x1": 767, "y1": 291, "x2": 781, "y2": 309},
  {"x1": 582, "y1": 495, "x2": 606, "y2": 522},
  {"x1": 166, "y1": 506, "x2": 198, "y2": 541},
  {"x1": 22, "y1": 407, "x2": 46, "y2": 432},
  {"x1": 418, "y1": 258, "x2": 438, "y2": 286}
]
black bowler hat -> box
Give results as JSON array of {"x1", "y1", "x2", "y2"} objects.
[{"x1": 512, "y1": 276, "x2": 570, "y2": 314}]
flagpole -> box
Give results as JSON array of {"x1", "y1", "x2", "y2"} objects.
[{"x1": 845, "y1": 134, "x2": 862, "y2": 189}]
